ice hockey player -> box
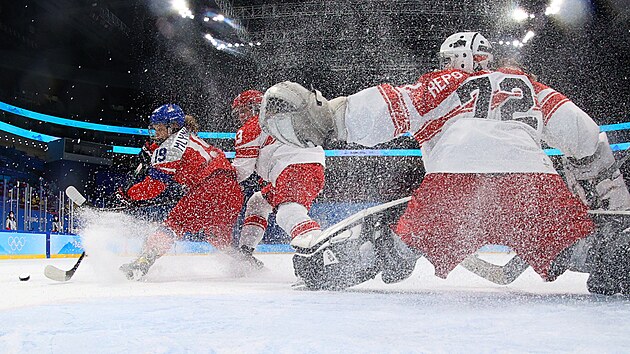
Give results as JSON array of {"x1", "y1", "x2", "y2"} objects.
[
  {"x1": 118, "y1": 103, "x2": 244, "y2": 280},
  {"x1": 259, "y1": 31, "x2": 630, "y2": 295},
  {"x1": 231, "y1": 90, "x2": 326, "y2": 264}
]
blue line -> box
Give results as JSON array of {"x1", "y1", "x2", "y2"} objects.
[
  {"x1": 2, "y1": 100, "x2": 629, "y2": 139},
  {"x1": 0, "y1": 121, "x2": 59, "y2": 142},
  {"x1": 0, "y1": 102, "x2": 149, "y2": 135},
  {"x1": 2, "y1": 108, "x2": 630, "y2": 158}
]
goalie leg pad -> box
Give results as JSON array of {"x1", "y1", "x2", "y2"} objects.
[
  {"x1": 293, "y1": 223, "x2": 381, "y2": 290},
  {"x1": 292, "y1": 197, "x2": 413, "y2": 290},
  {"x1": 375, "y1": 228, "x2": 420, "y2": 284},
  {"x1": 586, "y1": 216, "x2": 630, "y2": 295}
]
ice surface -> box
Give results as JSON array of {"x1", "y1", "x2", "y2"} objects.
[{"x1": 1, "y1": 253, "x2": 630, "y2": 353}]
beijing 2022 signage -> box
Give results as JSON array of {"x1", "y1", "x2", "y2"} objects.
[{"x1": 0, "y1": 232, "x2": 46, "y2": 258}]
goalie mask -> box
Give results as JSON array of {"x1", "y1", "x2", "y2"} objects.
[{"x1": 439, "y1": 32, "x2": 493, "y2": 73}]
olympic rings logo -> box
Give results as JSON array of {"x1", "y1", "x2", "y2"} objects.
[{"x1": 7, "y1": 236, "x2": 26, "y2": 251}]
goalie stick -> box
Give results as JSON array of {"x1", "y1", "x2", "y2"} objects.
[
  {"x1": 460, "y1": 209, "x2": 630, "y2": 285},
  {"x1": 463, "y1": 151, "x2": 630, "y2": 285}
]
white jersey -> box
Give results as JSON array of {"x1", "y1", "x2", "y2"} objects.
[
  {"x1": 233, "y1": 116, "x2": 325, "y2": 184},
  {"x1": 343, "y1": 68, "x2": 600, "y2": 174}
]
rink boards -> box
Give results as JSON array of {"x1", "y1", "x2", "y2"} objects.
[{"x1": 0, "y1": 230, "x2": 510, "y2": 259}]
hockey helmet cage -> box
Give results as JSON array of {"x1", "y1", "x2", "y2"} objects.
[
  {"x1": 149, "y1": 104, "x2": 185, "y2": 127},
  {"x1": 439, "y1": 32, "x2": 493, "y2": 73}
]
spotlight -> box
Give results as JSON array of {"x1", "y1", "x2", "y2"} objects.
[{"x1": 512, "y1": 7, "x2": 529, "y2": 22}]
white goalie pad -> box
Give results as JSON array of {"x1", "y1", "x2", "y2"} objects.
[{"x1": 292, "y1": 197, "x2": 411, "y2": 290}]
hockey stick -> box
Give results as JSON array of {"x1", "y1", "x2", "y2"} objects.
[
  {"x1": 44, "y1": 186, "x2": 91, "y2": 282},
  {"x1": 44, "y1": 252, "x2": 86, "y2": 282},
  {"x1": 460, "y1": 209, "x2": 630, "y2": 285},
  {"x1": 460, "y1": 254, "x2": 529, "y2": 285},
  {"x1": 45, "y1": 185, "x2": 175, "y2": 282},
  {"x1": 45, "y1": 186, "x2": 123, "y2": 282}
]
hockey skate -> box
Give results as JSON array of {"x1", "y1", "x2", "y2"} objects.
[
  {"x1": 236, "y1": 245, "x2": 265, "y2": 270},
  {"x1": 119, "y1": 251, "x2": 160, "y2": 280},
  {"x1": 224, "y1": 245, "x2": 265, "y2": 272}
]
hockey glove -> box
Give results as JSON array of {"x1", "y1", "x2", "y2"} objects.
[
  {"x1": 115, "y1": 187, "x2": 134, "y2": 207},
  {"x1": 259, "y1": 81, "x2": 347, "y2": 148}
]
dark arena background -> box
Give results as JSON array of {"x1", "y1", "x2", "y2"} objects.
[
  {"x1": 1, "y1": 0, "x2": 629, "y2": 233},
  {"x1": 1, "y1": 1, "x2": 630, "y2": 351}
]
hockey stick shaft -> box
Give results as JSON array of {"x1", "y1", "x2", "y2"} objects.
[{"x1": 460, "y1": 254, "x2": 529, "y2": 285}]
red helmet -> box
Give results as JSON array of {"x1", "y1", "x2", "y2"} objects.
[{"x1": 232, "y1": 90, "x2": 263, "y2": 109}]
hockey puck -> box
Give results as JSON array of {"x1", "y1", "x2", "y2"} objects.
[{"x1": 19, "y1": 274, "x2": 30, "y2": 281}]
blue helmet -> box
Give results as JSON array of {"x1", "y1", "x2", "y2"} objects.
[{"x1": 149, "y1": 104, "x2": 185, "y2": 127}]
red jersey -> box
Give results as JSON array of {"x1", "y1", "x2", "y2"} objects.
[
  {"x1": 127, "y1": 127, "x2": 235, "y2": 200},
  {"x1": 343, "y1": 67, "x2": 600, "y2": 174},
  {"x1": 233, "y1": 116, "x2": 325, "y2": 184}
]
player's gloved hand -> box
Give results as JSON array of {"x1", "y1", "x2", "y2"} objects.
[
  {"x1": 141, "y1": 141, "x2": 158, "y2": 160},
  {"x1": 115, "y1": 187, "x2": 133, "y2": 207}
]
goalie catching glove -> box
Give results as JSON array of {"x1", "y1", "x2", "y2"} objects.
[{"x1": 259, "y1": 81, "x2": 347, "y2": 148}]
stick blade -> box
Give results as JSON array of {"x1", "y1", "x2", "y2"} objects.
[
  {"x1": 65, "y1": 186, "x2": 87, "y2": 206},
  {"x1": 44, "y1": 265, "x2": 72, "y2": 282}
]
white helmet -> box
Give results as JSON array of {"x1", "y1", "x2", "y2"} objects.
[{"x1": 439, "y1": 32, "x2": 493, "y2": 73}]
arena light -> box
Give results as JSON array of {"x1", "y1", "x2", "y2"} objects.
[
  {"x1": 204, "y1": 33, "x2": 218, "y2": 46},
  {"x1": 171, "y1": 0, "x2": 194, "y2": 19},
  {"x1": 512, "y1": 7, "x2": 530, "y2": 22},
  {"x1": 522, "y1": 31, "x2": 535, "y2": 43},
  {"x1": 545, "y1": 0, "x2": 563, "y2": 15}
]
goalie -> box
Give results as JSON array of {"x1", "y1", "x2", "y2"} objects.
[{"x1": 259, "y1": 31, "x2": 630, "y2": 295}]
